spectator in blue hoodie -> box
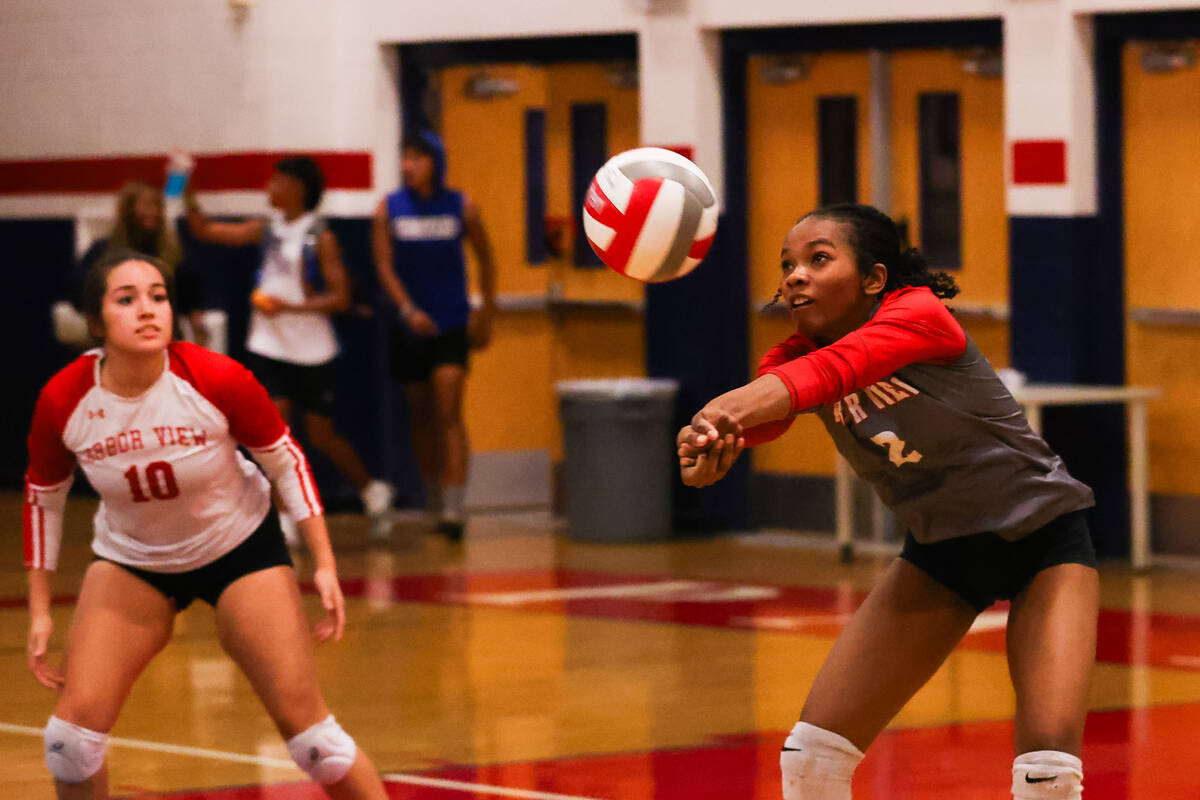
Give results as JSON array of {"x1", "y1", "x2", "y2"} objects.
[{"x1": 372, "y1": 132, "x2": 497, "y2": 541}]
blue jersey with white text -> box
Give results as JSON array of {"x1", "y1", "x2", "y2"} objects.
[{"x1": 386, "y1": 188, "x2": 470, "y2": 332}]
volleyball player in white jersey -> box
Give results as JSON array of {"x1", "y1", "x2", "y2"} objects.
[
  {"x1": 24, "y1": 251, "x2": 388, "y2": 798},
  {"x1": 186, "y1": 158, "x2": 394, "y2": 540}
]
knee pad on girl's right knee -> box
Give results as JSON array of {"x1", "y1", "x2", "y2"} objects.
[
  {"x1": 780, "y1": 721, "x2": 864, "y2": 800},
  {"x1": 44, "y1": 715, "x2": 108, "y2": 783},
  {"x1": 286, "y1": 715, "x2": 357, "y2": 785}
]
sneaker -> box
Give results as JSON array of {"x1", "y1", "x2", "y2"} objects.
[
  {"x1": 437, "y1": 518, "x2": 464, "y2": 542},
  {"x1": 361, "y1": 480, "x2": 395, "y2": 519}
]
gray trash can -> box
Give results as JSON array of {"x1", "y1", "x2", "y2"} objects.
[{"x1": 556, "y1": 377, "x2": 680, "y2": 542}]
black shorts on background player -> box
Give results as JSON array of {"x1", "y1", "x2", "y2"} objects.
[
  {"x1": 98, "y1": 512, "x2": 293, "y2": 611},
  {"x1": 244, "y1": 352, "x2": 336, "y2": 417},
  {"x1": 899, "y1": 510, "x2": 1097, "y2": 613},
  {"x1": 390, "y1": 325, "x2": 469, "y2": 383}
]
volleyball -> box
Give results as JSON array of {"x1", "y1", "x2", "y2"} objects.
[{"x1": 582, "y1": 147, "x2": 718, "y2": 282}]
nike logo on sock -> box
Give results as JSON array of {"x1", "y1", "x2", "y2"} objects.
[
  {"x1": 1025, "y1": 774, "x2": 1057, "y2": 784},
  {"x1": 781, "y1": 746, "x2": 802, "y2": 752}
]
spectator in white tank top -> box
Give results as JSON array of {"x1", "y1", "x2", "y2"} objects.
[{"x1": 186, "y1": 158, "x2": 395, "y2": 541}]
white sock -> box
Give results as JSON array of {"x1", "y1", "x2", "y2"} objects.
[
  {"x1": 442, "y1": 485, "x2": 465, "y2": 522},
  {"x1": 1013, "y1": 751, "x2": 1083, "y2": 799},
  {"x1": 780, "y1": 721, "x2": 864, "y2": 800}
]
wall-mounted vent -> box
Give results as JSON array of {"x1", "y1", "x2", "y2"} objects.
[
  {"x1": 605, "y1": 61, "x2": 639, "y2": 90},
  {"x1": 1138, "y1": 41, "x2": 1197, "y2": 73},
  {"x1": 759, "y1": 55, "x2": 813, "y2": 86},
  {"x1": 464, "y1": 70, "x2": 521, "y2": 100},
  {"x1": 959, "y1": 47, "x2": 1002, "y2": 79}
]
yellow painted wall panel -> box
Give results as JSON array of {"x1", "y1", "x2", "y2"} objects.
[
  {"x1": 957, "y1": 316, "x2": 1009, "y2": 370},
  {"x1": 545, "y1": 62, "x2": 644, "y2": 304},
  {"x1": 745, "y1": 52, "x2": 872, "y2": 477},
  {"x1": 889, "y1": 49, "x2": 1007, "y2": 307},
  {"x1": 440, "y1": 64, "x2": 550, "y2": 296},
  {"x1": 441, "y1": 62, "x2": 644, "y2": 454},
  {"x1": 464, "y1": 313, "x2": 556, "y2": 452},
  {"x1": 1123, "y1": 44, "x2": 1200, "y2": 495},
  {"x1": 1127, "y1": 325, "x2": 1200, "y2": 495},
  {"x1": 746, "y1": 52, "x2": 874, "y2": 305},
  {"x1": 1122, "y1": 47, "x2": 1200, "y2": 310}
]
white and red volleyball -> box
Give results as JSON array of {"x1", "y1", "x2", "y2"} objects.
[{"x1": 582, "y1": 147, "x2": 718, "y2": 282}]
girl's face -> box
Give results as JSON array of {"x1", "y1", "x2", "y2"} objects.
[
  {"x1": 133, "y1": 189, "x2": 162, "y2": 233},
  {"x1": 267, "y1": 172, "x2": 305, "y2": 212},
  {"x1": 97, "y1": 260, "x2": 172, "y2": 355},
  {"x1": 778, "y1": 216, "x2": 886, "y2": 343},
  {"x1": 400, "y1": 147, "x2": 435, "y2": 191}
]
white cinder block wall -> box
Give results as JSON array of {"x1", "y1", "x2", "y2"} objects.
[{"x1": 1, "y1": 0, "x2": 1198, "y2": 216}]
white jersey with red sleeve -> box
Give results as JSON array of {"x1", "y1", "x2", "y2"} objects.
[{"x1": 24, "y1": 342, "x2": 323, "y2": 573}]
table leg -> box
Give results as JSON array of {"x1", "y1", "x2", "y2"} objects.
[
  {"x1": 836, "y1": 454, "x2": 854, "y2": 563},
  {"x1": 1129, "y1": 400, "x2": 1151, "y2": 571},
  {"x1": 1025, "y1": 403, "x2": 1043, "y2": 437}
]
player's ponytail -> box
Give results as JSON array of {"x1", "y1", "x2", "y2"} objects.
[{"x1": 804, "y1": 204, "x2": 960, "y2": 300}]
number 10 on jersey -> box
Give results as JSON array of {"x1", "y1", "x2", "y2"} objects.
[{"x1": 123, "y1": 461, "x2": 180, "y2": 502}]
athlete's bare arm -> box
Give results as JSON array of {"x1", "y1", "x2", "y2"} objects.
[
  {"x1": 372, "y1": 199, "x2": 437, "y2": 335},
  {"x1": 289, "y1": 229, "x2": 350, "y2": 314},
  {"x1": 185, "y1": 191, "x2": 266, "y2": 247},
  {"x1": 464, "y1": 196, "x2": 497, "y2": 349}
]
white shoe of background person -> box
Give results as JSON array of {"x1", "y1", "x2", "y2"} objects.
[
  {"x1": 360, "y1": 480, "x2": 394, "y2": 520},
  {"x1": 361, "y1": 480, "x2": 395, "y2": 542}
]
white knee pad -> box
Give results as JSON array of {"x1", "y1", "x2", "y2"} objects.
[
  {"x1": 44, "y1": 716, "x2": 107, "y2": 783},
  {"x1": 1012, "y1": 751, "x2": 1083, "y2": 800},
  {"x1": 286, "y1": 715, "x2": 357, "y2": 785},
  {"x1": 780, "y1": 721, "x2": 865, "y2": 800}
]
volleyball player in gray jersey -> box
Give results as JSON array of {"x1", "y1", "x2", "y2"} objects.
[{"x1": 678, "y1": 205, "x2": 1098, "y2": 800}]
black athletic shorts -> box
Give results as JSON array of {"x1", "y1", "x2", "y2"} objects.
[
  {"x1": 899, "y1": 510, "x2": 1097, "y2": 613},
  {"x1": 390, "y1": 325, "x2": 469, "y2": 383},
  {"x1": 244, "y1": 352, "x2": 336, "y2": 417},
  {"x1": 101, "y1": 511, "x2": 293, "y2": 611}
]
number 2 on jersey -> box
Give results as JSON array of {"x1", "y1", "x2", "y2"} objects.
[
  {"x1": 123, "y1": 461, "x2": 181, "y2": 502},
  {"x1": 870, "y1": 431, "x2": 923, "y2": 467}
]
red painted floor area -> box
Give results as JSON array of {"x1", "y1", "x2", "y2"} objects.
[
  {"x1": 334, "y1": 569, "x2": 1200, "y2": 671},
  {"x1": 118, "y1": 704, "x2": 1200, "y2": 799},
  {"x1": 12, "y1": 568, "x2": 1200, "y2": 671}
]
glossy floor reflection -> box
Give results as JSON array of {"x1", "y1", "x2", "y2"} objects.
[{"x1": 2, "y1": 496, "x2": 1199, "y2": 798}]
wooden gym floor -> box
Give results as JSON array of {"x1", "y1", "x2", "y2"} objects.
[{"x1": 3, "y1": 493, "x2": 1200, "y2": 798}]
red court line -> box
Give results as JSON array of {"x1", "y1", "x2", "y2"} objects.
[
  {"x1": 7, "y1": 568, "x2": 1199, "y2": 671},
  {"x1": 114, "y1": 704, "x2": 1200, "y2": 799},
  {"x1": 320, "y1": 569, "x2": 1200, "y2": 672},
  {"x1": 0, "y1": 151, "x2": 372, "y2": 194}
]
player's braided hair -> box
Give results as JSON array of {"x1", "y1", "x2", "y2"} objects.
[{"x1": 804, "y1": 203, "x2": 960, "y2": 299}]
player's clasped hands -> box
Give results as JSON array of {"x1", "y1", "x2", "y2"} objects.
[{"x1": 677, "y1": 404, "x2": 746, "y2": 488}]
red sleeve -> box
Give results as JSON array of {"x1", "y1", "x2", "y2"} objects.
[
  {"x1": 741, "y1": 335, "x2": 812, "y2": 447},
  {"x1": 168, "y1": 342, "x2": 287, "y2": 448},
  {"x1": 767, "y1": 287, "x2": 966, "y2": 414},
  {"x1": 26, "y1": 357, "x2": 93, "y2": 486},
  {"x1": 25, "y1": 357, "x2": 92, "y2": 570}
]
